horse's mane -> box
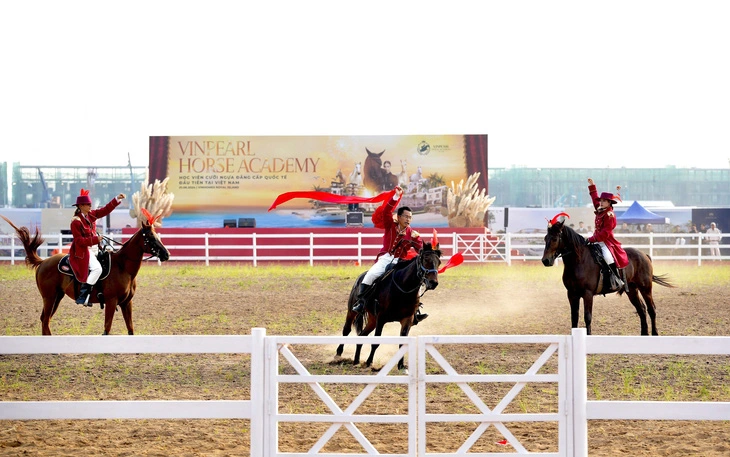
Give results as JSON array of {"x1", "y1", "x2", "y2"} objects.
[{"x1": 561, "y1": 224, "x2": 588, "y2": 262}]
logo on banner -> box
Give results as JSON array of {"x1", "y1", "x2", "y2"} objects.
[{"x1": 417, "y1": 141, "x2": 430, "y2": 156}]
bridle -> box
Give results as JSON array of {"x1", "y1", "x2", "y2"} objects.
[
  {"x1": 140, "y1": 226, "x2": 166, "y2": 260},
  {"x1": 547, "y1": 224, "x2": 575, "y2": 261},
  {"x1": 391, "y1": 247, "x2": 440, "y2": 295}
]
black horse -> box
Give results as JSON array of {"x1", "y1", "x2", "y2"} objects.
[
  {"x1": 336, "y1": 242, "x2": 442, "y2": 370},
  {"x1": 541, "y1": 215, "x2": 674, "y2": 335}
]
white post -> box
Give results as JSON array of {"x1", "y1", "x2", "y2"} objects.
[
  {"x1": 451, "y1": 232, "x2": 458, "y2": 260},
  {"x1": 309, "y1": 232, "x2": 314, "y2": 267},
  {"x1": 572, "y1": 328, "x2": 588, "y2": 457},
  {"x1": 250, "y1": 328, "x2": 266, "y2": 457},
  {"x1": 649, "y1": 232, "x2": 654, "y2": 257},
  {"x1": 204, "y1": 233, "x2": 210, "y2": 267},
  {"x1": 357, "y1": 232, "x2": 362, "y2": 265},
  {"x1": 252, "y1": 233, "x2": 257, "y2": 267},
  {"x1": 506, "y1": 233, "x2": 512, "y2": 266},
  {"x1": 10, "y1": 237, "x2": 16, "y2": 265},
  {"x1": 264, "y1": 336, "x2": 279, "y2": 456},
  {"x1": 697, "y1": 235, "x2": 703, "y2": 267}
]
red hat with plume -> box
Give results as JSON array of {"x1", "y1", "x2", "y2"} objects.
[
  {"x1": 74, "y1": 188, "x2": 92, "y2": 206},
  {"x1": 547, "y1": 212, "x2": 570, "y2": 227},
  {"x1": 599, "y1": 186, "x2": 622, "y2": 205}
]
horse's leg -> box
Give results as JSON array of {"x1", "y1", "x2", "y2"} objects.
[
  {"x1": 583, "y1": 294, "x2": 594, "y2": 335},
  {"x1": 624, "y1": 287, "x2": 649, "y2": 335},
  {"x1": 336, "y1": 311, "x2": 356, "y2": 358},
  {"x1": 638, "y1": 286, "x2": 658, "y2": 336},
  {"x1": 120, "y1": 299, "x2": 134, "y2": 335},
  {"x1": 365, "y1": 320, "x2": 386, "y2": 368},
  {"x1": 396, "y1": 319, "x2": 412, "y2": 371},
  {"x1": 103, "y1": 298, "x2": 118, "y2": 335},
  {"x1": 40, "y1": 290, "x2": 64, "y2": 336},
  {"x1": 567, "y1": 291, "x2": 581, "y2": 330},
  {"x1": 354, "y1": 313, "x2": 377, "y2": 365}
]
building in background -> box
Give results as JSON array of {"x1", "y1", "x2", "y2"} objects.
[{"x1": 7, "y1": 164, "x2": 147, "y2": 209}]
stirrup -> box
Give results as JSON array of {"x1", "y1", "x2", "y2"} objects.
[{"x1": 352, "y1": 299, "x2": 365, "y2": 313}]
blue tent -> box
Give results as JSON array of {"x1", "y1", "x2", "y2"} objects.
[{"x1": 616, "y1": 201, "x2": 668, "y2": 224}]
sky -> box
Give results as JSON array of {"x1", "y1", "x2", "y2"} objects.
[{"x1": 1, "y1": 1, "x2": 729, "y2": 170}]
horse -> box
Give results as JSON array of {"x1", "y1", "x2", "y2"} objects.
[
  {"x1": 335, "y1": 241, "x2": 442, "y2": 370},
  {"x1": 347, "y1": 162, "x2": 363, "y2": 187},
  {"x1": 2, "y1": 213, "x2": 170, "y2": 336},
  {"x1": 398, "y1": 159, "x2": 409, "y2": 187},
  {"x1": 541, "y1": 215, "x2": 674, "y2": 335},
  {"x1": 409, "y1": 165, "x2": 423, "y2": 183},
  {"x1": 363, "y1": 148, "x2": 386, "y2": 194}
]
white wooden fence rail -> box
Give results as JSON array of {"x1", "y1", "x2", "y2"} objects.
[
  {"x1": 1, "y1": 232, "x2": 726, "y2": 265},
  {"x1": 2, "y1": 329, "x2": 729, "y2": 456}
]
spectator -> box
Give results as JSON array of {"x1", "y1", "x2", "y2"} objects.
[
  {"x1": 706, "y1": 222, "x2": 722, "y2": 258},
  {"x1": 645, "y1": 223, "x2": 653, "y2": 233},
  {"x1": 616, "y1": 222, "x2": 631, "y2": 233},
  {"x1": 576, "y1": 221, "x2": 588, "y2": 234},
  {"x1": 688, "y1": 224, "x2": 699, "y2": 245}
]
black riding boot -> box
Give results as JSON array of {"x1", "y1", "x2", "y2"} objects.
[
  {"x1": 76, "y1": 283, "x2": 91, "y2": 306},
  {"x1": 352, "y1": 283, "x2": 369, "y2": 313},
  {"x1": 619, "y1": 268, "x2": 629, "y2": 292},
  {"x1": 608, "y1": 264, "x2": 625, "y2": 292},
  {"x1": 412, "y1": 303, "x2": 429, "y2": 326}
]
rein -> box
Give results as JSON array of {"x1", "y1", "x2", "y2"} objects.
[
  {"x1": 391, "y1": 251, "x2": 437, "y2": 296},
  {"x1": 101, "y1": 230, "x2": 164, "y2": 261}
]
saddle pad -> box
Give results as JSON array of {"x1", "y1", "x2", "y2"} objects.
[{"x1": 57, "y1": 253, "x2": 112, "y2": 281}]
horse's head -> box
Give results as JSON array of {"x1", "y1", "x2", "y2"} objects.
[
  {"x1": 140, "y1": 220, "x2": 170, "y2": 262},
  {"x1": 542, "y1": 219, "x2": 565, "y2": 267},
  {"x1": 419, "y1": 242, "x2": 442, "y2": 290},
  {"x1": 542, "y1": 212, "x2": 583, "y2": 266}
]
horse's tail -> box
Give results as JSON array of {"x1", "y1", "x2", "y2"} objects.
[
  {"x1": 652, "y1": 274, "x2": 676, "y2": 288},
  {"x1": 1, "y1": 215, "x2": 45, "y2": 270},
  {"x1": 354, "y1": 312, "x2": 364, "y2": 334}
]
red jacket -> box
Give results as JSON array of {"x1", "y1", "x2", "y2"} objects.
[
  {"x1": 69, "y1": 198, "x2": 121, "y2": 282},
  {"x1": 376, "y1": 197, "x2": 423, "y2": 260},
  {"x1": 587, "y1": 184, "x2": 629, "y2": 268}
]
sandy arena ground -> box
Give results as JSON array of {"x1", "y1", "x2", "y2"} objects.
[{"x1": 1, "y1": 261, "x2": 729, "y2": 456}]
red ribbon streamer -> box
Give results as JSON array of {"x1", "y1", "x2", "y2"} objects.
[
  {"x1": 268, "y1": 189, "x2": 396, "y2": 212},
  {"x1": 438, "y1": 252, "x2": 464, "y2": 273}
]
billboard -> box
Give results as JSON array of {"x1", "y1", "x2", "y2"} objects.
[{"x1": 149, "y1": 135, "x2": 487, "y2": 228}]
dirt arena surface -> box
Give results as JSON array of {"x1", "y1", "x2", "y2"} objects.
[{"x1": 1, "y1": 261, "x2": 729, "y2": 456}]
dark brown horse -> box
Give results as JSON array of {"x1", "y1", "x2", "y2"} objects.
[
  {"x1": 363, "y1": 148, "x2": 387, "y2": 194},
  {"x1": 2, "y1": 214, "x2": 170, "y2": 335},
  {"x1": 541, "y1": 216, "x2": 674, "y2": 335},
  {"x1": 335, "y1": 241, "x2": 442, "y2": 370}
]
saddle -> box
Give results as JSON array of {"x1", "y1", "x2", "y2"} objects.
[
  {"x1": 58, "y1": 252, "x2": 112, "y2": 282},
  {"x1": 587, "y1": 244, "x2": 622, "y2": 295},
  {"x1": 362, "y1": 257, "x2": 419, "y2": 312}
]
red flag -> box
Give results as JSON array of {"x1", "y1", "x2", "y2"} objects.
[
  {"x1": 268, "y1": 190, "x2": 395, "y2": 212},
  {"x1": 495, "y1": 439, "x2": 509, "y2": 446},
  {"x1": 438, "y1": 252, "x2": 464, "y2": 273}
]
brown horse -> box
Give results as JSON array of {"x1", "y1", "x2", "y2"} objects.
[
  {"x1": 541, "y1": 215, "x2": 674, "y2": 335},
  {"x1": 363, "y1": 148, "x2": 387, "y2": 194},
  {"x1": 335, "y1": 241, "x2": 442, "y2": 370},
  {"x1": 2, "y1": 215, "x2": 170, "y2": 335}
]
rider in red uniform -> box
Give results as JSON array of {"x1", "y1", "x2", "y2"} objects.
[
  {"x1": 352, "y1": 186, "x2": 428, "y2": 322},
  {"x1": 587, "y1": 178, "x2": 628, "y2": 292},
  {"x1": 69, "y1": 189, "x2": 125, "y2": 306}
]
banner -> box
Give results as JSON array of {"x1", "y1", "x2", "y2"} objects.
[{"x1": 149, "y1": 135, "x2": 487, "y2": 228}]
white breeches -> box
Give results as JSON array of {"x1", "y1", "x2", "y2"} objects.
[
  {"x1": 87, "y1": 246, "x2": 101, "y2": 285},
  {"x1": 363, "y1": 253, "x2": 397, "y2": 285},
  {"x1": 709, "y1": 241, "x2": 720, "y2": 256},
  {"x1": 597, "y1": 242, "x2": 615, "y2": 265}
]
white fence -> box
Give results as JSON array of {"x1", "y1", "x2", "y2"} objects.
[
  {"x1": 0, "y1": 231, "x2": 727, "y2": 266},
  {"x1": 2, "y1": 329, "x2": 729, "y2": 457}
]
